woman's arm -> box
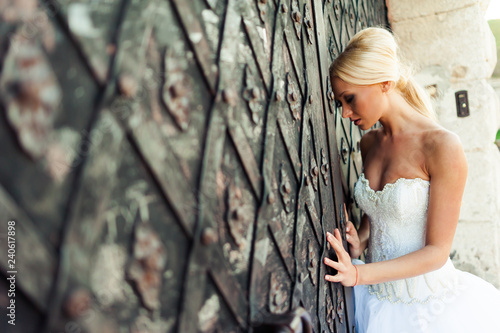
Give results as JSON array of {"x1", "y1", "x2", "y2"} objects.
[{"x1": 324, "y1": 130, "x2": 467, "y2": 286}]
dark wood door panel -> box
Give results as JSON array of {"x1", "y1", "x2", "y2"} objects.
[{"x1": 0, "y1": 0, "x2": 387, "y2": 332}]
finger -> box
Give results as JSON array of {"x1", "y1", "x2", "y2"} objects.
[
  {"x1": 343, "y1": 202, "x2": 349, "y2": 221},
  {"x1": 324, "y1": 257, "x2": 342, "y2": 270},
  {"x1": 327, "y1": 231, "x2": 342, "y2": 248},
  {"x1": 325, "y1": 273, "x2": 342, "y2": 283},
  {"x1": 346, "y1": 221, "x2": 355, "y2": 234},
  {"x1": 346, "y1": 235, "x2": 355, "y2": 245},
  {"x1": 334, "y1": 228, "x2": 343, "y2": 243},
  {"x1": 327, "y1": 232, "x2": 347, "y2": 261}
]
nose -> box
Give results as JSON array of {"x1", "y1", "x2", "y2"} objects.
[{"x1": 341, "y1": 106, "x2": 353, "y2": 119}]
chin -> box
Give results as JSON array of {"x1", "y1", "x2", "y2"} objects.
[
  {"x1": 359, "y1": 121, "x2": 376, "y2": 130},
  {"x1": 358, "y1": 123, "x2": 370, "y2": 130}
]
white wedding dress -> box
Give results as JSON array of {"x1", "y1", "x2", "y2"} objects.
[{"x1": 352, "y1": 173, "x2": 500, "y2": 333}]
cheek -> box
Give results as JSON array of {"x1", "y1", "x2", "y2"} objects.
[{"x1": 363, "y1": 94, "x2": 382, "y2": 117}]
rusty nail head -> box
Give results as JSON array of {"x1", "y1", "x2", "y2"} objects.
[
  {"x1": 106, "y1": 44, "x2": 116, "y2": 55},
  {"x1": 282, "y1": 182, "x2": 291, "y2": 194},
  {"x1": 291, "y1": 91, "x2": 298, "y2": 102},
  {"x1": 252, "y1": 112, "x2": 260, "y2": 124},
  {"x1": 222, "y1": 89, "x2": 236, "y2": 105},
  {"x1": 312, "y1": 166, "x2": 319, "y2": 176},
  {"x1": 169, "y1": 83, "x2": 182, "y2": 98},
  {"x1": 234, "y1": 187, "x2": 242, "y2": 199},
  {"x1": 233, "y1": 208, "x2": 243, "y2": 220},
  {"x1": 293, "y1": 11, "x2": 302, "y2": 23},
  {"x1": 252, "y1": 87, "x2": 259, "y2": 99},
  {"x1": 64, "y1": 288, "x2": 92, "y2": 319},
  {"x1": 201, "y1": 228, "x2": 217, "y2": 245},
  {"x1": 118, "y1": 74, "x2": 138, "y2": 98},
  {"x1": 309, "y1": 95, "x2": 313, "y2": 104},
  {"x1": 222, "y1": 89, "x2": 229, "y2": 103},
  {"x1": 267, "y1": 192, "x2": 275, "y2": 204},
  {"x1": 306, "y1": 19, "x2": 313, "y2": 29}
]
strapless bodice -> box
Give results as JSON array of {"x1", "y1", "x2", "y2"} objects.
[{"x1": 353, "y1": 173, "x2": 460, "y2": 304}]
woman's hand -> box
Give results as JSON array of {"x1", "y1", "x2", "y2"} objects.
[
  {"x1": 341, "y1": 203, "x2": 363, "y2": 258},
  {"x1": 346, "y1": 220, "x2": 363, "y2": 258},
  {"x1": 324, "y1": 228, "x2": 357, "y2": 287}
]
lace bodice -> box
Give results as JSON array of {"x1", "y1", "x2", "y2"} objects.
[{"x1": 353, "y1": 173, "x2": 460, "y2": 304}]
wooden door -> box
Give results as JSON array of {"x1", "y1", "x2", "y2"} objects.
[{"x1": 0, "y1": 0, "x2": 387, "y2": 332}]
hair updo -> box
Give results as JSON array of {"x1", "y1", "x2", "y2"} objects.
[{"x1": 329, "y1": 27, "x2": 435, "y2": 120}]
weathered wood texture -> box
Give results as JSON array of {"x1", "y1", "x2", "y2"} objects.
[{"x1": 0, "y1": 0, "x2": 386, "y2": 332}]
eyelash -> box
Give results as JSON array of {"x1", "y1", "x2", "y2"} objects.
[{"x1": 335, "y1": 96, "x2": 354, "y2": 108}]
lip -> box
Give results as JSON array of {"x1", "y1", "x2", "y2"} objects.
[{"x1": 352, "y1": 118, "x2": 361, "y2": 126}]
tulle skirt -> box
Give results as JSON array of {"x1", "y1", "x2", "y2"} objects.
[{"x1": 352, "y1": 259, "x2": 500, "y2": 333}]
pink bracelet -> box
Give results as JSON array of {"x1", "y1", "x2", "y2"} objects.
[{"x1": 353, "y1": 265, "x2": 358, "y2": 286}]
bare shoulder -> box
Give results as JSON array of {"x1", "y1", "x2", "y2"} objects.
[
  {"x1": 359, "y1": 128, "x2": 381, "y2": 161},
  {"x1": 423, "y1": 126, "x2": 467, "y2": 177},
  {"x1": 423, "y1": 126, "x2": 463, "y2": 157}
]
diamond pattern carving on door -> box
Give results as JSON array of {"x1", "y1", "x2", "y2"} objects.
[{"x1": 0, "y1": 0, "x2": 387, "y2": 332}]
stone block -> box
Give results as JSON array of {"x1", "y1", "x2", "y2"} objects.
[
  {"x1": 391, "y1": 3, "x2": 496, "y2": 82},
  {"x1": 459, "y1": 147, "x2": 500, "y2": 222},
  {"x1": 386, "y1": 0, "x2": 478, "y2": 23},
  {"x1": 479, "y1": 0, "x2": 492, "y2": 14},
  {"x1": 414, "y1": 65, "x2": 451, "y2": 100},
  {"x1": 485, "y1": 19, "x2": 498, "y2": 77},
  {"x1": 451, "y1": 220, "x2": 500, "y2": 288},
  {"x1": 489, "y1": 78, "x2": 500, "y2": 128}
]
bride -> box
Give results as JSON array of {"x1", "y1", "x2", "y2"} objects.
[{"x1": 324, "y1": 27, "x2": 500, "y2": 332}]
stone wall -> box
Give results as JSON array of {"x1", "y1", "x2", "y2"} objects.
[{"x1": 387, "y1": 0, "x2": 500, "y2": 288}]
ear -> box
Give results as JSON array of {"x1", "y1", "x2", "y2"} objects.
[{"x1": 380, "y1": 81, "x2": 393, "y2": 93}]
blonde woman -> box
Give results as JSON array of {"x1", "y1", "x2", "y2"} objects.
[{"x1": 324, "y1": 27, "x2": 500, "y2": 332}]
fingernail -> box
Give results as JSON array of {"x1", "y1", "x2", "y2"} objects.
[
  {"x1": 325, "y1": 275, "x2": 330, "y2": 281},
  {"x1": 346, "y1": 235, "x2": 350, "y2": 239},
  {"x1": 346, "y1": 227, "x2": 350, "y2": 232}
]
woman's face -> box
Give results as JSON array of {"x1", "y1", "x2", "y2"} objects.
[{"x1": 331, "y1": 76, "x2": 386, "y2": 130}]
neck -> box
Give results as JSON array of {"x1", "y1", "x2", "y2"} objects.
[{"x1": 378, "y1": 92, "x2": 418, "y2": 137}]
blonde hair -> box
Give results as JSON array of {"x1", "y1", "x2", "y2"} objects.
[{"x1": 329, "y1": 27, "x2": 435, "y2": 120}]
